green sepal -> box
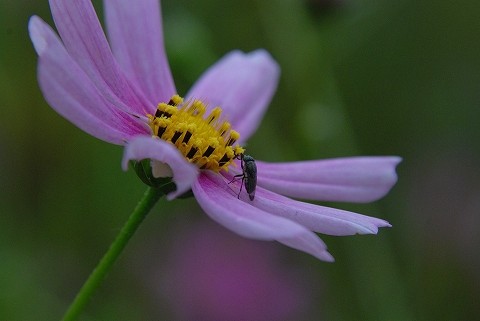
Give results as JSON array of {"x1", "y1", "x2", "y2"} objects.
[{"x1": 130, "y1": 159, "x2": 194, "y2": 199}]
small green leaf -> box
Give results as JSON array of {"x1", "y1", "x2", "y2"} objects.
[{"x1": 129, "y1": 159, "x2": 193, "y2": 199}]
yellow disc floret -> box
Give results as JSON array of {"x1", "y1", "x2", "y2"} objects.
[{"x1": 147, "y1": 95, "x2": 245, "y2": 172}]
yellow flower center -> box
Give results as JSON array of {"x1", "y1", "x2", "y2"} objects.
[{"x1": 147, "y1": 95, "x2": 245, "y2": 172}]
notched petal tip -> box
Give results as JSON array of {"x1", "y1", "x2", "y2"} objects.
[
  {"x1": 359, "y1": 221, "x2": 391, "y2": 235},
  {"x1": 355, "y1": 216, "x2": 392, "y2": 235},
  {"x1": 247, "y1": 48, "x2": 281, "y2": 72},
  {"x1": 373, "y1": 155, "x2": 402, "y2": 201},
  {"x1": 387, "y1": 155, "x2": 403, "y2": 178},
  {"x1": 378, "y1": 219, "x2": 392, "y2": 230}
]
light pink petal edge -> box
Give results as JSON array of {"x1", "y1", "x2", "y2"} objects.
[
  {"x1": 277, "y1": 232, "x2": 334, "y2": 262},
  {"x1": 122, "y1": 136, "x2": 199, "y2": 200},
  {"x1": 256, "y1": 156, "x2": 402, "y2": 203},
  {"x1": 104, "y1": 0, "x2": 176, "y2": 104},
  {"x1": 253, "y1": 184, "x2": 391, "y2": 236},
  {"x1": 186, "y1": 50, "x2": 280, "y2": 143},
  {"x1": 48, "y1": 0, "x2": 153, "y2": 116},
  {"x1": 192, "y1": 172, "x2": 334, "y2": 261},
  {"x1": 29, "y1": 16, "x2": 144, "y2": 144}
]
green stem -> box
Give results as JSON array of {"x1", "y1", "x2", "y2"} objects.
[{"x1": 61, "y1": 187, "x2": 163, "y2": 321}]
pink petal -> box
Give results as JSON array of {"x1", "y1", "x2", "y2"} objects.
[
  {"x1": 278, "y1": 232, "x2": 334, "y2": 262},
  {"x1": 122, "y1": 136, "x2": 199, "y2": 200},
  {"x1": 186, "y1": 50, "x2": 280, "y2": 143},
  {"x1": 104, "y1": 0, "x2": 176, "y2": 104},
  {"x1": 48, "y1": 0, "x2": 153, "y2": 116},
  {"x1": 256, "y1": 156, "x2": 402, "y2": 203},
  {"x1": 192, "y1": 172, "x2": 334, "y2": 261},
  {"x1": 29, "y1": 16, "x2": 143, "y2": 144},
  {"x1": 253, "y1": 185, "x2": 391, "y2": 236}
]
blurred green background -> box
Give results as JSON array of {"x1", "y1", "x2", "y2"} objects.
[{"x1": 1, "y1": 0, "x2": 479, "y2": 320}]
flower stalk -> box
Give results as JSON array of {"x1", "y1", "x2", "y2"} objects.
[{"x1": 61, "y1": 187, "x2": 163, "y2": 321}]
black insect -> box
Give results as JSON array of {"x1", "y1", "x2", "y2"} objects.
[{"x1": 231, "y1": 154, "x2": 257, "y2": 201}]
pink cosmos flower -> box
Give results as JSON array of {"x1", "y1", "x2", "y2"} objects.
[{"x1": 29, "y1": 0, "x2": 400, "y2": 261}]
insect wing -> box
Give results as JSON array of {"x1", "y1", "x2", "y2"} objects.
[{"x1": 243, "y1": 156, "x2": 257, "y2": 200}]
